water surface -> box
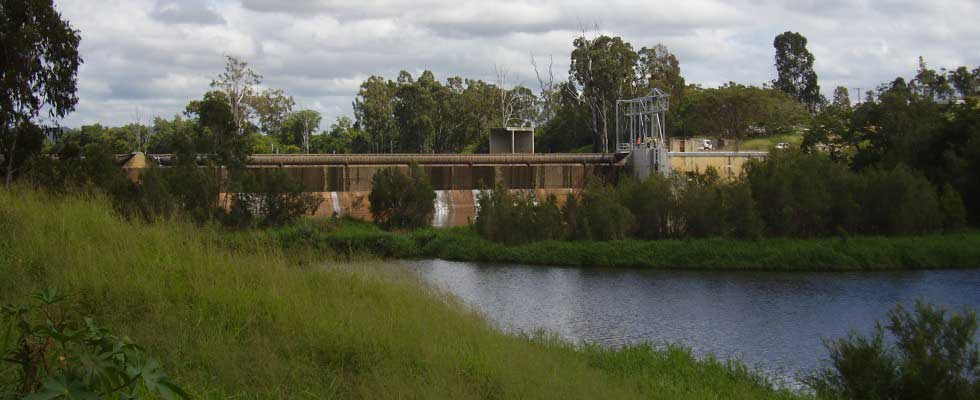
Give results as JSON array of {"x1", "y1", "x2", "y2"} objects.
[{"x1": 402, "y1": 259, "x2": 980, "y2": 383}]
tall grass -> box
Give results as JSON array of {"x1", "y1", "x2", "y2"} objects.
[{"x1": 0, "y1": 188, "x2": 804, "y2": 399}]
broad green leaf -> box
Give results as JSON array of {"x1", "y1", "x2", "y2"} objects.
[
  {"x1": 138, "y1": 359, "x2": 190, "y2": 400},
  {"x1": 32, "y1": 288, "x2": 67, "y2": 305}
]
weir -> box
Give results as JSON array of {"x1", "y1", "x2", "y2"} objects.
[
  {"x1": 121, "y1": 151, "x2": 766, "y2": 225},
  {"x1": 113, "y1": 87, "x2": 769, "y2": 225}
]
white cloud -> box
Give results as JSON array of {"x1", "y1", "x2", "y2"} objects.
[{"x1": 57, "y1": 0, "x2": 980, "y2": 127}]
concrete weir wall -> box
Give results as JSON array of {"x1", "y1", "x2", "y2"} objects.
[
  {"x1": 667, "y1": 151, "x2": 768, "y2": 180},
  {"x1": 253, "y1": 162, "x2": 602, "y2": 227},
  {"x1": 127, "y1": 152, "x2": 765, "y2": 227},
  {"x1": 302, "y1": 188, "x2": 576, "y2": 227}
]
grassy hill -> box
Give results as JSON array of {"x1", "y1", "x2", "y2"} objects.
[
  {"x1": 0, "y1": 189, "x2": 804, "y2": 399},
  {"x1": 720, "y1": 133, "x2": 805, "y2": 151}
]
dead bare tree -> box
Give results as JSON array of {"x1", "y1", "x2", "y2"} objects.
[
  {"x1": 530, "y1": 54, "x2": 558, "y2": 126},
  {"x1": 493, "y1": 64, "x2": 531, "y2": 128},
  {"x1": 131, "y1": 107, "x2": 151, "y2": 153}
]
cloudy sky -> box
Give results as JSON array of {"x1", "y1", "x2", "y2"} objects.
[{"x1": 57, "y1": 0, "x2": 980, "y2": 127}]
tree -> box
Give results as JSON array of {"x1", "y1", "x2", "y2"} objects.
[
  {"x1": 530, "y1": 54, "x2": 560, "y2": 127},
  {"x1": 637, "y1": 44, "x2": 686, "y2": 136},
  {"x1": 185, "y1": 90, "x2": 243, "y2": 166},
  {"x1": 250, "y1": 88, "x2": 294, "y2": 138},
  {"x1": 570, "y1": 34, "x2": 639, "y2": 152},
  {"x1": 832, "y1": 86, "x2": 851, "y2": 108},
  {"x1": 912, "y1": 57, "x2": 954, "y2": 102},
  {"x1": 537, "y1": 82, "x2": 593, "y2": 152},
  {"x1": 210, "y1": 55, "x2": 261, "y2": 139},
  {"x1": 681, "y1": 83, "x2": 807, "y2": 142},
  {"x1": 493, "y1": 65, "x2": 537, "y2": 128},
  {"x1": 311, "y1": 116, "x2": 369, "y2": 154},
  {"x1": 452, "y1": 78, "x2": 498, "y2": 152},
  {"x1": 772, "y1": 31, "x2": 823, "y2": 111},
  {"x1": 949, "y1": 66, "x2": 980, "y2": 98},
  {"x1": 282, "y1": 110, "x2": 321, "y2": 153},
  {"x1": 354, "y1": 75, "x2": 399, "y2": 153},
  {"x1": 803, "y1": 101, "x2": 853, "y2": 161},
  {"x1": 393, "y1": 71, "x2": 435, "y2": 153},
  {"x1": 1, "y1": 0, "x2": 82, "y2": 186},
  {"x1": 368, "y1": 164, "x2": 435, "y2": 230},
  {"x1": 147, "y1": 115, "x2": 196, "y2": 154}
]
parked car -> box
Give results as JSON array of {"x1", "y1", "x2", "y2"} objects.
[
  {"x1": 775, "y1": 142, "x2": 790, "y2": 149},
  {"x1": 701, "y1": 139, "x2": 713, "y2": 150}
]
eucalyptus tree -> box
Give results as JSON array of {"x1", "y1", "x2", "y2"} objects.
[
  {"x1": 282, "y1": 110, "x2": 321, "y2": 153},
  {"x1": 211, "y1": 55, "x2": 261, "y2": 139},
  {"x1": 251, "y1": 88, "x2": 295, "y2": 139},
  {"x1": 570, "y1": 34, "x2": 639, "y2": 152},
  {"x1": 354, "y1": 75, "x2": 399, "y2": 153},
  {"x1": 949, "y1": 66, "x2": 980, "y2": 98},
  {"x1": 832, "y1": 86, "x2": 851, "y2": 109},
  {"x1": 772, "y1": 31, "x2": 823, "y2": 111},
  {"x1": 184, "y1": 90, "x2": 244, "y2": 166},
  {"x1": 911, "y1": 57, "x2": 954, "y2": 102},
  {"x1": 637, "y1": 44, "x2": 686, "y2": 135},
  {"x1": 0, "y1": 0, "x2": 82, "y2": 186}
]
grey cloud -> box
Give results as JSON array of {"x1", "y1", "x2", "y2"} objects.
[
  {"x1": 56, "y1": 0, "x2": 980, "y2": 128},
  {"x1": 150, "y1": 0, "x2": 225, "y2": 25}
]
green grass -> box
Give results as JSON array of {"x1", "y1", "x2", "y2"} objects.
[
  {"x1": 0, "y1": 189, "x2": 805, "y2": 399},
  {"x1": 272, "y1": 219, "x2": 980, "y2": 271},
  {"x1": 721, "y1": 133, "x2": 804, "y2": 151}
]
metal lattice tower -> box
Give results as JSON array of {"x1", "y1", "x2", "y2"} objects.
[{"x1": 615, "y1": 88, "x2": 669, "y2": 153}]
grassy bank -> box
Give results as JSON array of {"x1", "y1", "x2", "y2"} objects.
[
  {"x1": 272, "y1": 219, "x2": 980, "y2": 270},
  {"x1": 0, "y1": 189, "x2": 803, "y2": 399}
]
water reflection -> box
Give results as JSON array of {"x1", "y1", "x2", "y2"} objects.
[{"x1": 402, "y1": 260, "x2": 980, "y2": 382}]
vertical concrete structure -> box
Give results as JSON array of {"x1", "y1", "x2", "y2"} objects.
[{"x1": 490, "y1": 127, "x2": 534, "y2": 154}]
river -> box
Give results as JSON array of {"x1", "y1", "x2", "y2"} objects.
[{"x1": 402, "y1": 259, "x2": 980, "y2": 385}]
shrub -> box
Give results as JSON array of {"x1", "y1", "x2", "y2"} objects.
[
  {"x1": 571, "y1": 183, "x2": 633, "y2": 241},
  {"x1": 22, "y1": 142, "x2": 138, "y2": 208},
  {"x1": 939, "y1": 183, "x2": 968, "y2": 232},
  {"x1": 473, "y1": 185, "x2": 564, "y2": 244},
  {"x1": 1, "y1": 289, "x2": 187, "y2": 399},
  {"x1": 718, "y1": 183, "x2": 764, "y2": 240},
  {"x1": 224, "y1": 169, "x2": 321, "y2": 228},
  {"x1": 136, "y1": 159, "x2": 222, "y2": 225},
  {"x1": 857, "y1": 166, "x2": 943, "y2": 235},
  {"x1": 619, "y1": 175, "x2": 675, "y2": 239},
  {"x1": 675, "y1": 180, "x2": 725, "y2": 238},
  {"x1": 368, "y1": 164, "x2": 435, "y2": 230},
  {"x1": 806, "y1": 301, "x2": 979, "y2": 400},
  {"x1": 744, "y1": 150, "x2": 855, "y2": 237},
  {"x1": 135, "y1": 165, "x2": 180, "y2": 220}
]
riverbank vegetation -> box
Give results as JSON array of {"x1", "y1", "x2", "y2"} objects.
[
  {"x1": 270, "y1": 218, "x2": 980, "y2": 270},
  {"x1": 806, "y1": 301, "x2": 978, "y2": 400},
  {"x1": 468, "y1": 150, "x2": 966, "y2": 245},
  {"x1": 0, "y1": 189, "x2": 806, "y2": 399}
]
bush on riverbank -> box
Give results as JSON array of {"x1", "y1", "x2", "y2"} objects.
[
  {"x1": 474, "y1": 183, "x2": 564, "y2": 244},
  {"x1": 0, "y1": 188, "x2": 803, "y2": 399},
  {"x1": 806, "y1": 301, "x2": 978, "y2": 400},
  {"x1": 368, "y1": 164, "x2": 435, "y2": 230},
  {"x1": 470, "y1": 151, "x2": 966, "y2": 245}
]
